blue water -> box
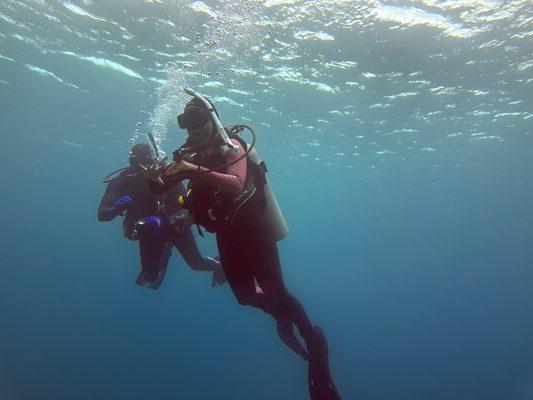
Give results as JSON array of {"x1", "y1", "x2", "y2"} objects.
[{"x1": 1, "y1": 1, "x2": 532, "y2": 399}]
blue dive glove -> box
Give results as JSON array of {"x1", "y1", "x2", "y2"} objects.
[
  {"x1": 114, "y1": 195, "x2": 133, "y2": 215},
  {"x1": 135, "y1": 215, "x2": 164, "y2": 236}
]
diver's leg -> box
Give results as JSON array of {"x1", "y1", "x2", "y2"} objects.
[
  {"x1": 136, "y1": 233, "x2": 171, "y2": 289},
  {"x1": 253, "y1": 240, "x2": 313, "y2": 359},
  {"x1": 218, "y1": 219, "x2": 341, "y2": 398},
  {"x1": 173, "y1": 228, "x2": 220, "y2": 271},
  {"x1": 138, "y1": 235, "x2": 165, "y2": 282},
  {"x1": 253, "y1": 241, "x2": 341, "y2": 399},
  {"x1": 216, "y1": 231, "x2": 258, "y2": 302},
  {"x1": 216, "y1": 227, "x2": 308, "y2": 358}
]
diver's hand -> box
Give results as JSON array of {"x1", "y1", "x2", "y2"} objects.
[
  {"x1": 113, "y1": 195, "x2": 133, "y2": 215},
  {"x1": 135, "y1": 215, "x2": 164, "y2": 236},
  {"x1": 164, "y1": 160, "x2": 197, "y2": 177},
  {"x1": 140, "y1": 163, "x2": 164, "y2": 185}
]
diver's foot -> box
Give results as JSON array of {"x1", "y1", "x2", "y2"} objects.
[
  {"x1": 255, "y1": 284, "x2": 264, "y2": 294},
  {"x1": 211, "y1": 266, "x2": 228, "y2": 287},
  {"x1": 277, "y1": 320, "x2": 309, "y2": 361},
  {"x1": 308, "y1": 325, "x2": 341, "y2": 400},
  {"x1": 211, "y1": 257, "x2": 227, "y2": 288},
  {"x1": 135, "y1": 265, "x2": 167, "y2": 290}
]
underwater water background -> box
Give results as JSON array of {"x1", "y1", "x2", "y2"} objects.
[{"x1": 1, "y1": 0, "x2": 532, "y2": 399}]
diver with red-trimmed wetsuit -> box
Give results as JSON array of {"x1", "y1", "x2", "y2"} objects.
[{"x1": 141, "y1": 89, "x2": 341, "y2": 399}]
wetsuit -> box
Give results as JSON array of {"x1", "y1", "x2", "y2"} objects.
[
  {"x1": 154, "y1": 138, "x2": 341, "y2": 399},
  {"x1": 98, "y1": 168, "x2": 220, "y2": 286}
]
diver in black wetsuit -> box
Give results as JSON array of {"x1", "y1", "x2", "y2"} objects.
[
  {"x1": 98, "y1": 143, "x2": 226, "y2": 289},
  {"x1": 141, "y1": 90, "x2": 341, "y2": 399}
]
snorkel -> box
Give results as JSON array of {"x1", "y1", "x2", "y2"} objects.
[
  {"x1": 182, "y1": 87, "x2": 239, "y2": 153},
  {"x1": 174, "y1": 87, "x2": 257, "y2": 174},
  {"x1": 147, "y1": 131, "x2": 160, "y2": 159}
]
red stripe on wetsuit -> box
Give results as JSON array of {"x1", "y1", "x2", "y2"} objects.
[{"x1": 195, "y1": 138, "x2": 247, "y2": 195}]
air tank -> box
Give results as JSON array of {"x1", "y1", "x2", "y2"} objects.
[{"x1": 246, "y1": 145, "x2": 289, "y2": 241}]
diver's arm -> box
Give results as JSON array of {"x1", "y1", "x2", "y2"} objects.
[
  {"x1": 141, "y1": 161, "x2": 186, "y2": 195},
  {"x1": 147, "y1": 175, "x2": 182, "y2": 195},
  {"x1": 98, "y1": 180, "x2": 121, "y2": 221},
  {"x1": 195, "y1": 139, "x2": 246, "y2": 194}
]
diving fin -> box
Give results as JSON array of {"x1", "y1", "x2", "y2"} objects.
[
  {"x1": 308, "y1": 326, "x2": 342, "y2": 400},
  {"x1": 211, "y1": 267, "x2": 227, "y2": 288},
  {"x1": 135, "y1": 244, "x2": 171, "y2": 290},
  {"x1": 135, "y1": 263, "x2": 168, "y2": 290}
]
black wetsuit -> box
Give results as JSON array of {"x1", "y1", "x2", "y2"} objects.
[
  {"x1": 215, "y1": 194, "x2": 313, "y2": 334},
  {"x1": 98, "y1": 168, "x2": 219, "y2": 285}
]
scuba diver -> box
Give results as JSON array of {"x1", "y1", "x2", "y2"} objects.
[
  {"x1": 141, "y1": 88, "x2": 341, "y2": 399},
  {"x1": 98, "y1": 138, "x2": 226, "y2": 289}
]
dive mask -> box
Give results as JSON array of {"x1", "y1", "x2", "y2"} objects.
[
  {"x1": 177, "y1": 106, "x2": 210, "y2": 129},
  {"x1": 129, "y1": 154, "x2": 155, "y2": 167}
]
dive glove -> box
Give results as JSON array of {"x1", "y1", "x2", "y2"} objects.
[
  {"x1": 114, "y1": 195, "x2": 133, "y2": 215},
  {"x1": 135, "y1": 215, "x2": 164, "y2": 235}
]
